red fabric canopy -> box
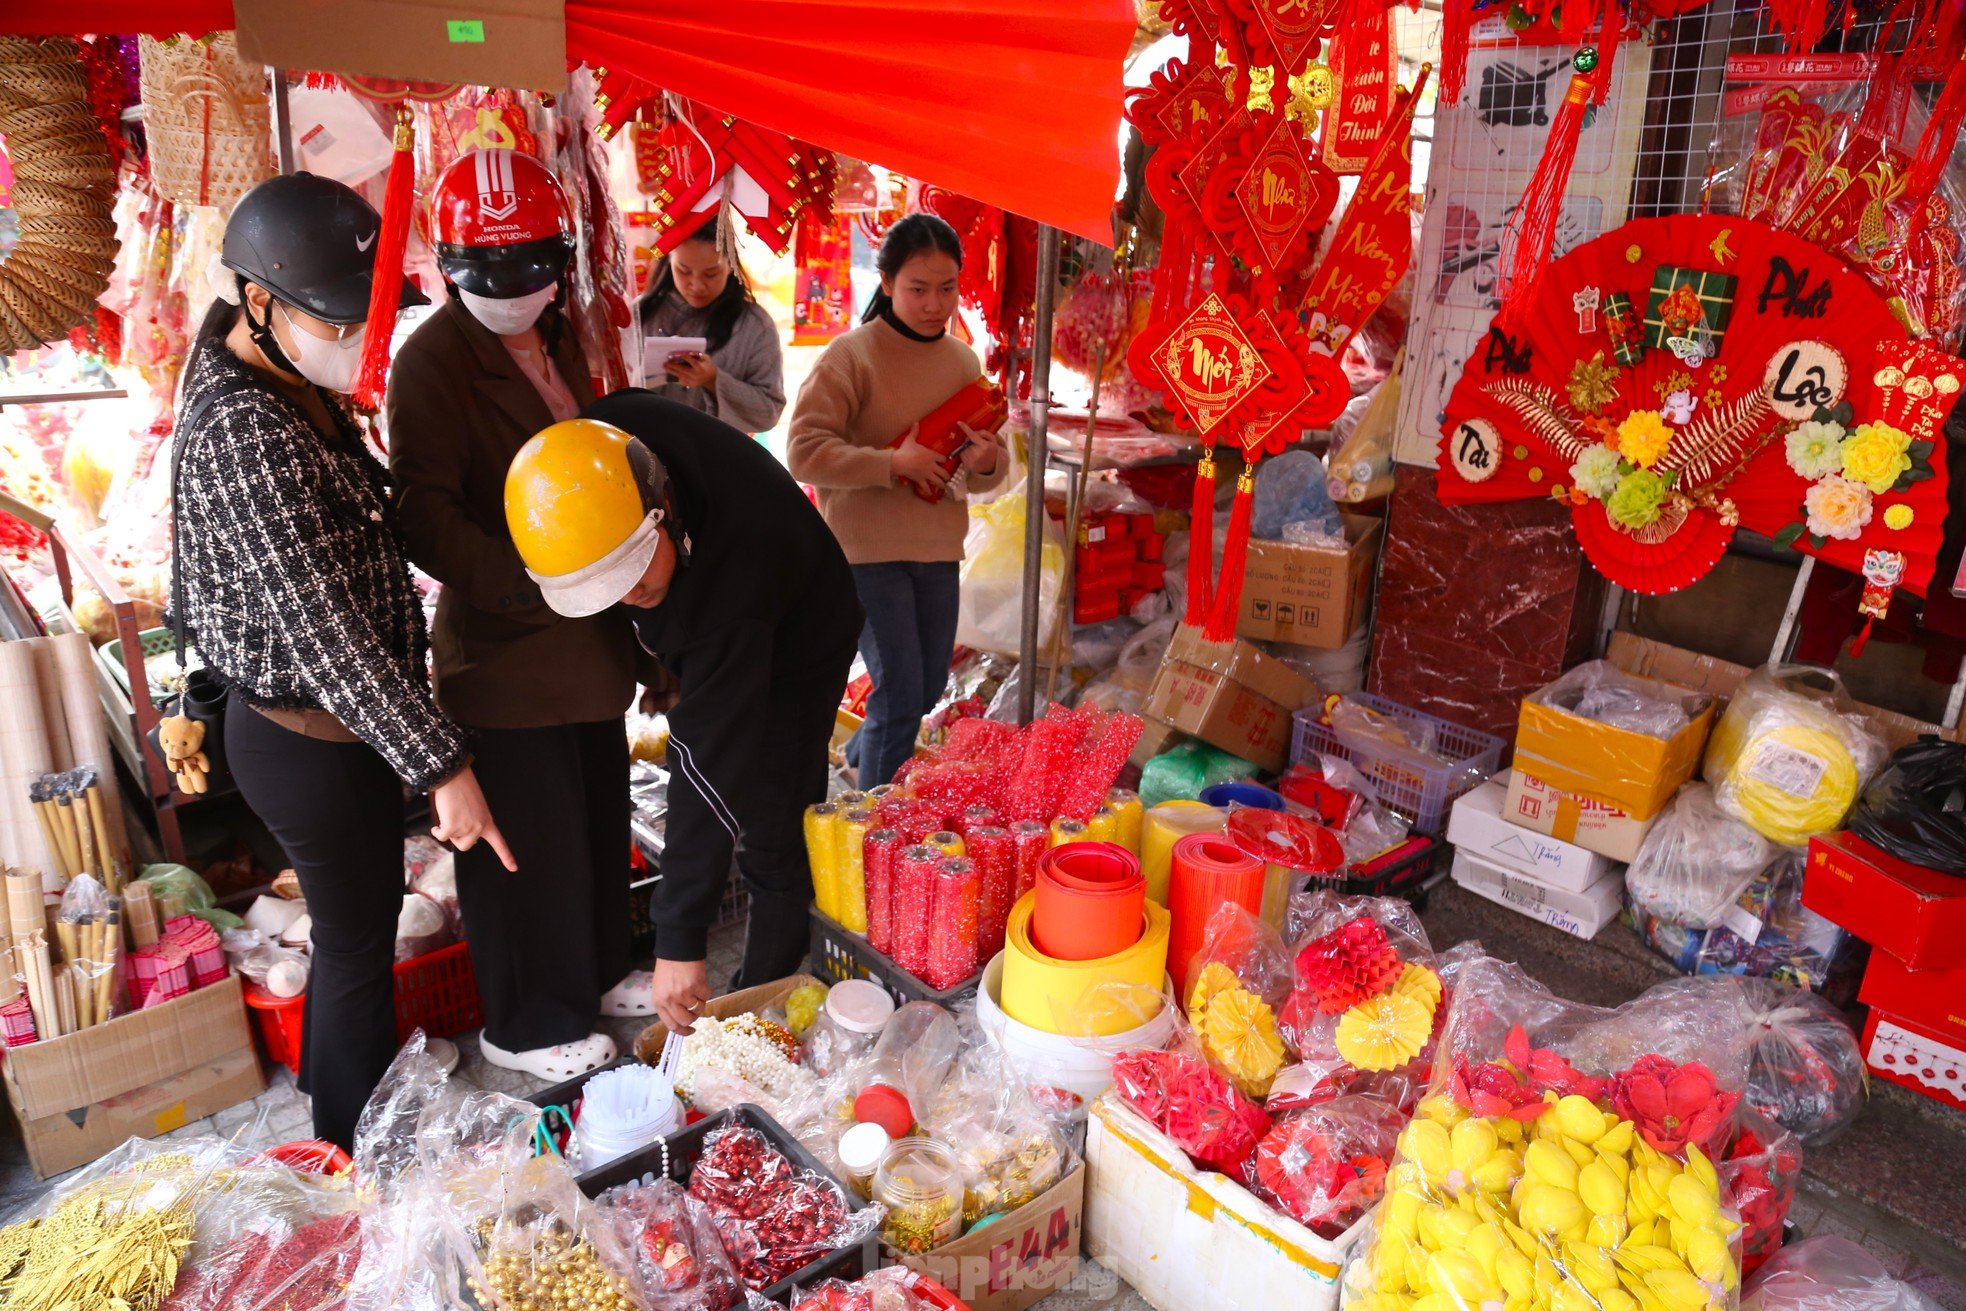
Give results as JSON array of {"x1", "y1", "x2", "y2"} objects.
[{"x1": 1, "y1": 2, "x2": 1133, "y2": 243}]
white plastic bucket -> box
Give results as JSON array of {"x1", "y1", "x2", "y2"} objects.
[{"x1": 976, "y1": 953, "x2": 1177, "y2": 1103}]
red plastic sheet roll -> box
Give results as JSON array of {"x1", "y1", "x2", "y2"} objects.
[
  {"x1": 893, "y1": 845, "x2": 940, "y2": 976},
  {"x1": 1030, "y1": 841, "x2": 1146, "y2": 962},
  {"x1": 967, "y1": 825, "x2": 1015, "y2": 962},
  {"x1": 863, "y1": 827, "x2": 902, "y2": 955},
  {"x1": 1011, "y1": 821, "x2": 1049, "y2": 902},
  {"x1": 927, "y1": 856, "x2": 983, "y2": 988},
  {"x1": 1167, "y1": 833, "x2": 1266, "y2": 1000}
]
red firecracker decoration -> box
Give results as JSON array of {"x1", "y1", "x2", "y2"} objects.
[{"x1": 1294, "y1": 916, "x2": 1403, "y2": 1013}]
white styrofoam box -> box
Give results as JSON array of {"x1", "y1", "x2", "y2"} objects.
[
  {"x1": 1450, "y1": 847, "x2": 1623, "y2": 941},
  {"x1": 1447, "y1": 778, "x2": 1618, "y2": 893},
  {"x1": 1085, "y1": 1094, "x2": 1370, "y2": 1311}
]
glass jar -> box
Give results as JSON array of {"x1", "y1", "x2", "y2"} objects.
[
  {"x1": 804, "y1": 979, "x2": 894, "y2": 1078},
  {"x1": 873, "y1": 1137, "x2": 964, "y2": 1255}
]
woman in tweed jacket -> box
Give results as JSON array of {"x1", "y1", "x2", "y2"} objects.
[{"x1": 173, "y1": 173, "x2": 514, "y2": 1148}]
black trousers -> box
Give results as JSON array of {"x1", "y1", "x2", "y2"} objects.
[
  {"x1": 452, "y1": 720, "x2": 631, "y2": 1051},
  {"x1": 227, "y1": 705, "x2": 404, "y2": 1150}
]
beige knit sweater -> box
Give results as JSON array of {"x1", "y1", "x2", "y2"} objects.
[{"x1": 786, "y1": 317, "x2": 1006, "y2": 564}]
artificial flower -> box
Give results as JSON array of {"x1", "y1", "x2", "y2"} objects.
[
  {"x1": 1614, "y1": 409, "x2": 1675, "y2": 469},
  {"x1": 1295, "y1": 915, "x2": 1403, "y2": 1014},
  {"x1": 1840, "y1": 421, "x2": 1913, "y2": 493},
  {"x1": 1884, "y1": 503, "x2": 1914, "y2": 530},
  {"x1": 1187, "y1": 960, "x2": 1243, "y2": 1030},
  {"x1": 1583, "y1": 413, "x2": 1618, "y2": 445},
  {"x1": 1336, "y1": 992, "x2": 1433, "y2": 1071},
  {"x1": 1703, "y1": 388, "x2": 1724, "y2": 408},
  {"x1": 1199, "y1": 985, "x2": 1287, "y2": 1098},
  {"x1": 1567, "y1": 353, "x2": 1621, "y2": 413},
  {"x1": 1606, "y1": 468, "x2": 1672, "y2": 529},
  {"x1": 1783, "y1": 420, "x2": 1846, "y2": 479},
  {"x1": 1569, "y1": 443, "x2": 1623, "y2": 499},
  {"x1": 1252, "y1": 1104, "x2": 1399, "y2": 1235},
  {"x1": 1610, "y1": 1054, "x2": 1740, "y2": 1158},
  {"x1": 1804, "y1": 475, "x2": 1873, "y2": 541},
  {"x1": 1112, "y1": 1049, "x2": 1270, "y2": 1172},
  {"x1": 1390, "y1": 962, "x2": 1442, "y2": 1016}
]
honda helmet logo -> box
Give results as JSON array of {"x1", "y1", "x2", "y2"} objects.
[{"x1": 475, "y1": 149, "x2": 519, "y2": 221}]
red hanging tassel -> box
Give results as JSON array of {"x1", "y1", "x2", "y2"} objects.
[
  {"x1": 1847, "y1": 616, "x2": 1874, "y2": 658},
  {"x1": 1440, "y1": 0, "x2": 1472, "y2": 104},
  {"x1": 1186, "y1": 453, "x2": 1217, "y2": 625},
  {"x1": 352, "y1": 107, "x2": 415, "y2": 412},
  {"x1": 1906, "y1": 49, "x2": 1966, "y2": 204},
  {"x1": 1496, "y1": 70, "x2": 1596, "y2": 329},
  {"x1": 1203, "y1": 465, "x2": 1257, "y2": 642}
]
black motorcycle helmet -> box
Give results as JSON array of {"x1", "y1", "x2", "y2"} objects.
[{"x1": 220, "y1": 171, "x2": 428, "y2": 324}]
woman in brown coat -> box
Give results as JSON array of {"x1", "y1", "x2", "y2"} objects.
[{"x1": 387, "y1": 149, "x2": 643, "y2": 1081}]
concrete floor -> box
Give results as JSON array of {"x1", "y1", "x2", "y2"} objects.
[{"x1": 0, "y1": 905, "x2": 1958, "y2": 1311}]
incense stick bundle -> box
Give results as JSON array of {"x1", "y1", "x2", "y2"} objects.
[
  {"x1": 123, "y1": 880, "x2": 159, "y2": 948},
  {"x1": 5, "y1": 869, "x2": 55, "y2": 1039},
  {"x1": 51, "y1": 632, "x2": 130, "y2": 879},
  {"x1": 85, "y1": 785, "x2": 119, "y2": 892},
  {"x1": 95, "y1": 905, "x2": 119, "y2": 1023}
]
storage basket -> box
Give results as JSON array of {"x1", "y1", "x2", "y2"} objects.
[
  {"x1": 1290, "y1": 693, "x2": 1505, "y2": 835},
  {"x1": 808, "y1": 908, "x2": 980, "y2": 1006},
  {"x1": 138, "y1": 34, "x2": 273, "y2": 209},
  {"x1": 243, "y1": 941, "x2": 482, "y2": 1076}
]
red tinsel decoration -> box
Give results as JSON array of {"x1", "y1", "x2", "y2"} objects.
[
  {"x1": 351, "y1": 108, "x2": 417, "y2": 412},
  {"x1": 1496, "y1": 69, "x2": 1602, "y2": 329},
  {"x1": 1293, "y1": 916, "x2": 1403, "y2": 1013}
]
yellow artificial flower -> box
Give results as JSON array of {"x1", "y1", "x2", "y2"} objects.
[
  {"x1": 1614, "y1": 410, "x2": 1675, "y2": 470},
  {"x1": 1840, "y1": 421, "x2": 1914, "y2": 493},
  {"x1": 1392, "y1": 962, "x2": 1444, "y2": 1019},
  {"x1": 1884, "y1": 503, "x2": 1914, "y2": 530},
  {"x1": 1186, "y1": 960, "x2": 1240, "y2": 1030},
  {"x1": 1337, "y1": 991, "x2": 1434, "y2": 1071},
  {"x1": 1199, "y1": 985, "x2": 1285, "y2": 1098}
]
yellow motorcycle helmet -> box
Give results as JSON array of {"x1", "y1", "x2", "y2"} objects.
[{"x1": 504, "y1": 417, "x2": 667, "y2": 617}]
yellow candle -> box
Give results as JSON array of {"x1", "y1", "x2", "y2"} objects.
[
  {"x1": 804, "y1": 803, "x2": 842, "y2": 920},
  {"x1": 839, "y1": 807, "x2": 874, "y2": 933},
  {"x1": 1086, "y1": 806, "x2": 1120, "y2": 843},
  {"x1": 1049, "y1": 817, "x2": 1089, "y2": 848},
  {"x1": 1140, "y1": 801, "x2": 1227, "y2": 906},
  {"x1": 1106, "y1": 788, "x2": 1145, "y2": 854}
]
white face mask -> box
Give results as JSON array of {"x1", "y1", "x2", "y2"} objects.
[
  {"x1": 277, "y1": 304, "x2": 366, "y2": 394},
  {"x1": 459, "y1": 285, "x2": 558, "y2": 337}
]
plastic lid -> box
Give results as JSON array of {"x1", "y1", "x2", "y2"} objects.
[
  {"x1": 838, "y1": 1120, "x2": 892, "y2": 1172},
  {"x1": 854, "y1": 1082, "x2": 915, "y2": 1138},
  {"x1": 826, "y1": 979, "x2": 897, "y2": 1035}
]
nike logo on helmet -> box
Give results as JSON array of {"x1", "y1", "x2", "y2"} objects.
[{"x1": 357, "y1": 231, "x2": 377, "y2": 252}]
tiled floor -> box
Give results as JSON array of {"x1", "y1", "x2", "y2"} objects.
[{"x1": 1, "y1": 912, "x2": 1960, "y2": 1311}]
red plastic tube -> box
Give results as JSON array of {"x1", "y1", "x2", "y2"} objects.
[
  {"x1": 966, "y1": 825, "x2": 1015, "y2": 961},
  {"x1": 927, "y1": 856, "x2": 982, "y2": 988},
  {"x1": 1166, "y1": 832, "x2": 1266, "y2": 999},
  {"x1": 892, "y1": 845, "x2": 940, "y2": 976},
  {"x1": 1011, "y1": 821, "x2": 1049, "y2": 902},
  {"x1": 1030, "y1": 841, "x2": 1146, "y2": 962},
  {"x1": 863, "y1": 827, "x2": 903, "y2": 955}
]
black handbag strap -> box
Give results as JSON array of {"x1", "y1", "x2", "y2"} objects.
[{"x1": 168, "y1": 389, "x2": 223, "y2": 674}]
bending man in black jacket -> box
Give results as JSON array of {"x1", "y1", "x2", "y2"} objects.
[{"x1": 504, "y1": 394, "x2": 862, "y2": 1033}]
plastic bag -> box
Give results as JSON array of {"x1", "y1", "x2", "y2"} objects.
[
  {"x1": 1719, "y1": 1104, "x2": 1801, "y2": 1277},
  {"x1": 1245, "y1": 1093, "x2": 1404, "y2": 1237},
  {"x1": 1185, "y1": 905, "x2": 1295, "y2": 1098},
  {"x1": 1278, "y1": 755, "x2": 1412, "y2": 866},
  {"x1": 1705, "y1": 663, "x2": 1887, "y2": 847},
  {"x1": 135, "y1": 862, "x2": 216, "y2": 914},
  {"x1": 1139, "y1": 738, "x2": 1259, "y2": 807},
  {"x1": 1279, "y1": 891, "x2": 1441, "y2": 1086},
  {"x1": 1532, "y1": 660, "x2": 1708, "y2": 740},
  {"x1": 1740, "y1": 978, "x2": 1865, "y2": 1146},
  {"x1": 1343, "y1": 959, "x2": 1760, "y2": 1311},
  {"x1": 920, "y1": 1033, "x2": 1076, "y2": 1226},
  {"x1": 1111, "y1": 1044, "x2": 1273, "y2": 1174},
  {"x1": 1741, "y1": 1236, "x2": 1944, "y2": 1311},
  {"x1": 221, "y1": 927, "x2": 310, "y2": 997},
  {"x1": 594, "y1": 1177, "x2": 745, "y2": 1311},
  {"x1": 396, "y1": 891, "x2": 452, "y2": 963},
  {"x1": 1253, "y1": 448, "x2": 1345, "y2": 543},
  {"x1": 955, "y1": 477, "x2": 1065, "y2": 656},
  {"x1": 1692, "y1": 852, "x2": 1863, "y2": 999},
  {"x1": 1626, "y1": 784, "x2": 1778, "y2": 929},
  {"x1": 788, "y1": 1267, "x2": 967, "y2": 1311},
  {"x1": 1848, "y1": 737, "x2": 1966, "y2": 874},
  {"x1": 687, "y1": 1122, "x2": 882, "y2": 1290}
]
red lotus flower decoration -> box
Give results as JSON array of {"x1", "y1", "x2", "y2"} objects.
[
  {"x1": 1113, "y1": 1049, "x2": 1272, "y2": 1174},
  {"x1": 1294, "y1": 916, "x2": 1404, "y2": 1014},
  {"x1": 1448, "y1": 1025, "x2": 1608, "y2": 1121},
  {"x1": 1611, "y1": 1054, "x2": 1741, "y2": 1159},
  {"x1": 1723, "y1": 1125, "x2": 1802, "y2": 1275},
  {"x1": 1251, "y1": 1108, "x2": 1398, "y2": 1236}
]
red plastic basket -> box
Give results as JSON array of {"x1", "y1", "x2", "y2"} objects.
[{"x1": 243, "y1": 941, "x2": 484, "y2": 1076}]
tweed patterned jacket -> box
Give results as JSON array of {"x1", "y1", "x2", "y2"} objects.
[{"x1": 173, "y1": 340, "x2": 467, "y2": 789}]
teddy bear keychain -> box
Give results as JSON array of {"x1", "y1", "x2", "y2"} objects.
[{"x1": 158, "y1": 711, "x2": 210, "y2": 794}]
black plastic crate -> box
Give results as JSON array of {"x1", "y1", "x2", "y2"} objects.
[
  {"x1": 575, "y1": 1104, "x2": 877, "y2": 1302},
  {"x1": 808, "y1": 908, "x2": 980, "y2": 1006}
]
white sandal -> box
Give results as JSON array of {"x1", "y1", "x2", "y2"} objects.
[
  {"x1": 600, "y1": 970, "x2": 656, "y2": 1018},
  {"x1": 479, "y1": 1031, "x2": 617, "y2": 1081}
]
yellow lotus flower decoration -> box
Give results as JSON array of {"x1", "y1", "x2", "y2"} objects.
[{"x1": 1336, "y1": 990, "x2": 1433, "y2": 1072}]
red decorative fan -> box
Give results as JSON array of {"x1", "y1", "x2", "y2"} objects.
[{"x1": 1437, "y1": 213, "x2": 1953, "y2": 597}]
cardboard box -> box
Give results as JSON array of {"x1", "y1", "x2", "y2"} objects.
[
  {"x1": 1145, "y1": 625, "x2": 1321, "y2": 772},
  {"x1": 1861, "y1": 1007, "x2": 1966, "y2": 1114},
  {"x1": 1086, "y1": 1095, "x2": 1367, "y2": 1311},
  {"x1": 1859, "y1": 950, "x2": 1966, "y2": 1042},
  {"x1": 1450, "y1": 848, "x2": 1624, "y2": 940},
  {"x1": 897, "y1": 1162, "x2": 1084, "y2": 1311},
  {"x1": 1515, "y1": 667, "x2": 1716, "y2": 821},
  {"x1": 1237, "y1": 515, "x2": 1382, "y2": 650},
  {"x1": 632, "y1": 972, "x2": 823, "y2": 1063},
  {"x1": 235, "y1": 0, "x2": 567, "y2": 92},
  {"x1": 1803, "y1": 831, "x2": 1966, "y2": 972},
  {"x1": 1502, "y1": 769, "x2": 1660, "y2": 863},
  {"x1": 1605, "y1": 632, "x2": 1963, "y2": 749},
  {"x1": 1447, "y1": 778, "x2": 1619, "y2": 893},
  {"x1": 2, "y1": 976, "x2": 263, "y2": 1178}
]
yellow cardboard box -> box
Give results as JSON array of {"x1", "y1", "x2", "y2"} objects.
[{"x1": 1515, "y1": 665, "x2": 1715, "y2": 821}]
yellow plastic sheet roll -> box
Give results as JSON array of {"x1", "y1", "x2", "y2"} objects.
[
  {"x1": 1001, "y1": 892, "x2": 1171, "y2": 1037},
  {"x1": 1106, "y1": 789, "x2": 1145, "y2": 855},
  {"x1": 804, "y1": 803, "x2": 842, "y2": 920},
  {"x1": 1139, "y1": 801, "x2": 1226, "y2": 906},
  {"x1": 838, "y1": 807, "x2": 873, "y2": 933},
  {"x1": 1720, "y1": 723, "x2": 1861, "y2": 847}
]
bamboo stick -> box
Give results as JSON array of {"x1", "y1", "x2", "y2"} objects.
[
  {"x1": 84, "y1": 786, "x2": 119, "y2": 893},
  {"x1": 72, "y1": 784, "x2": 98, "y2": 881},
  {"x1": 50, "y1": 633, "x2": 130, "y2": 876},
  {"x1": 29, "y1": 793, "x2": 65, "y2": 880},
  {"x1": 53, "y1": 967, "x2": 73, "y2": 1037},
  {"x1": 49, "y1": 792, "x2": 82, "y2": 883},
  {"x1": 95, "y1": 906, "x2": 118, "y2": 1023}
]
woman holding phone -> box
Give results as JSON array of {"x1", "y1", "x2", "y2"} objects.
[{"x1": 637, "y1": 222, "x2": 786, "y2": 434}]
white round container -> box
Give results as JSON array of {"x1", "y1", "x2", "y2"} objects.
[{"x1": 975, "y1": 953, "x2": 1177, "y2": 1103}]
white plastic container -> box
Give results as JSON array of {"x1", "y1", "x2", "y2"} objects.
[
  {"x1": 1085, "y1": 1094, "x2": 1371, "y2": 1311},
  {"x1": 975, "y1": 954, "x2": 1177, "y2": 1103}
]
